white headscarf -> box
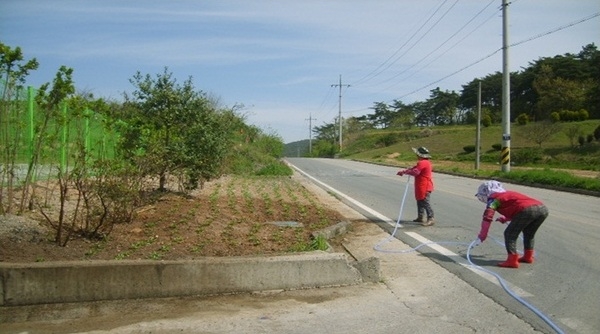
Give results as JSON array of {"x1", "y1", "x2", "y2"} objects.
[{"x1": 475, "y1": 180, "x2": 506, "y2": 203}]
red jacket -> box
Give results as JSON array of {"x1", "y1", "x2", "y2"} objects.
[
  {"x1": 402, "y1": 158, "x2": 434, "y2": 200},
  {"x1": 478, "y1": 191, "x2": 544, "y2": 241},
  {"x1": 484, "y1": 191, "x2": 543, "y2": 221}
]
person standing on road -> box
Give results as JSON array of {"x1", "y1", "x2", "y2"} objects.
[
  {"x1": 475, "y1": 180, "x2": 549, "y2": 268},
  {"x1": 396, "y1": 147, "x2": 435, "y2": 226}
]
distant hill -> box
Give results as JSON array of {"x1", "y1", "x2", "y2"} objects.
[{"x1": 284, "y1": 139, "x2": 310, "y2": 157}]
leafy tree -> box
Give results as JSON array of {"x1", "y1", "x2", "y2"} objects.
[
  {"x1": 563, "y1": 124, "x2": 583, "y2": 147},
  {"x1": 253, "y1": 131, "x2": 284, "y2": 159},
  {"x1": 0, "y1": 43, "x2": 39, "y2": 99},
  {"x1": 313, "y1": 121, "x2": 338, "y2": 143},
  {"x1": 411, "y1": 101, "x2": 432, "y2": 127},
  {"x1": 533, "y1": 65, "x2": 590, "y2": 120},
  {"x1": 516, "y1": 113, "x2": 529, "y2": 125},
  {"x1": 367, "y1": 101, "x2": 394, "y2": 129},
  {"x1": 33, "y1": 66, "x2": 76, "y2": 245},
  {"x1": 344, "y1": 116, "x2": 372, "y2": 146},
  {"x1": 0, "y1": 43, "x2": 39, "y2": 214},
  {"x1": 427, "y1": 87, "x2": 459, "y2": 125},
  {"x1": 525, "y1": 45, "x2": 599, "y2": 119},
  {"x1": 481, "y1": 114, "x2": 492, "y2": 127},
  {"x1": 122, "y1": 67, "x2": 230, "y2": 191},
  {"x1": 579, "y1": 44, "x2": 600, "y2": 118},
  {"x1": 577, "y1": 109, "x2": 589, "y2": 121},
  {"x1": 531, "y1": 49, "x2": 593, "y2": 81},
  {"x1": 389, "y1": 99, "x2": 414, "y2": 128},
  {"x1": 511, "y1": 70, "x2": 537, "y2": 121},
  {"x1": 516, "y1": 120, "x2": 562, "y2": 148},
  {"x1": 459, "y1": 73, "x2": 504, "y2": 123},
  {"x1": 179, "y1": 107, "x2": 230, "y2": 189},
  {"x1": 310, "y1": 139, "x2": 337, "y2": 158}
]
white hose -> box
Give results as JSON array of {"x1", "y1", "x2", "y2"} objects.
[
  {"x1": 466, "y1": 239, "x2": 565, "y2": 334},
  {"x1": 373, "y1": 175, "x2": 410, "y2": 252}
]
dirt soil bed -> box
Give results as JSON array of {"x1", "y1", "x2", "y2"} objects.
[{"x1": 0, "y1": 174, "x2": 348, "y2": 263}]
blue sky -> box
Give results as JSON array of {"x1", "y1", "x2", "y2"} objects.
[{"x1": 2, "y1": 1, "x2": 599, "y2": 143}]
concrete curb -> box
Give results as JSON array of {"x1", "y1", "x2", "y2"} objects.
[{"x1": 0, "y1": 250, "x2": 380, "y2": 306}]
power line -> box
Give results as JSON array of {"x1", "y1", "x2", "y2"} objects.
[
  {"x1": 322, "y1": 6, "x2": 598, "y2": 124},
  {"x1": 379, "y1": 0, "x2": 497, "y2": 91},
  {"x1": 313, "y1": 85, "x2": 337, "y2": 120},
  {"x1": 398, "y1": 48, "x2": 498, "y2": 100},
  {"x1": 317, "y1": 85, "x2": 335, "y2": 111},
  {"x1": 510, "y1": 12, "x2": 600, "y2": 48},
  {"x1": 351, "y1": 0, "x2": 451, "y2": 86},
  {"x1": 370, "y1": 0, "x2": 461, "y2": 88},
  {"x1": 353, "y1": 0, "x2": 500, "y2": 96},
  {"x1": 397, "y1": 11, "x2": 600, "y2": 100}
]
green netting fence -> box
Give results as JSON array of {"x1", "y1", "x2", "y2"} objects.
[{"x1": 1, "y1": 86, "x2": 120, "y2": 184}]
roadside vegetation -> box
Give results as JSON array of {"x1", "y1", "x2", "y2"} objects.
[
  {"x1": 1, "y1": 42, "x2": 293, "y2": 250},
  {"x1": 100, "y1": 176, "x2": 336, "y2": 261},
  {"x1": 338, "y1": 124, "x2": 600, "y2": 193},
  {"x1": 343, "y1": 121, "x2": 600, "y2": 193},
  {"x1": 287, "y1": 43, "x2": 600, "y2": 194}
]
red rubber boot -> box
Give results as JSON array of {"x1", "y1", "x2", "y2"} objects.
[
  {"x1": 519, "y1": 249, "x2": 535, "y2": 264},
  {"x1": 498, "y1": 253, "x2": 520, "y2": 268}
]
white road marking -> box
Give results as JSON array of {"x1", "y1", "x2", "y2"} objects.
[
  {"x1": 406, "y1": 232, "x2": 533, "y2": 297},
  {"x1": 290, "y1": 164, "x2": 397, "y2": 226}
]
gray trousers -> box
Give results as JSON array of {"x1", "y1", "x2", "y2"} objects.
[
  {"x1": 416, "y1": 192, "x2": 434, "y2": 219},
  {"x1": 504, "y1": 205, "x2": 549, "y2": 254}
]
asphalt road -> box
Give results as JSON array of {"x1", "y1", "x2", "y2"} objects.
[{"x1": 286, "y1": 157, "x2": 600, "y2": 334}]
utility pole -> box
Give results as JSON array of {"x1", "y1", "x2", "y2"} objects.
[
  {"x1": 306, "y1": 113, "x2": 316, "y2": 155},
  {"x1": 331, "y1": 75, "x2": 350, "y2": 152},
  {"x1": 501, "y1": 0, "x2": 511, "y2": 172},
  {"x1": 475, "y1": 80, "x2": 481, "y2": 170}
]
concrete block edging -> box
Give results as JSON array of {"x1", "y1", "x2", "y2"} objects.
[{"x1": 0, "y1": 221, "x2": 380, "y2": 306}]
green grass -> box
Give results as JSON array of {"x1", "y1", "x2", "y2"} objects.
[
  {"x1": 347, "y1": 121, "x2": 599, "y2": 159},
  {"x1": 490, "y1": 168, "x2": 600, "y2": 191},
  {"x1": 343, "y1": 121, "x2": 600, "y2": 193}
]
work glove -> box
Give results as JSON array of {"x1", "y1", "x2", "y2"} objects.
[
  {"x1": 495, "y1": 215, "x2": 509, "y2": 224},
  {"x1": 396, "y1": 170, "x2": 405, "y2": 176},
  {"x1": 478, "y1": 220, "x2": 491, "y2": 242}
]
